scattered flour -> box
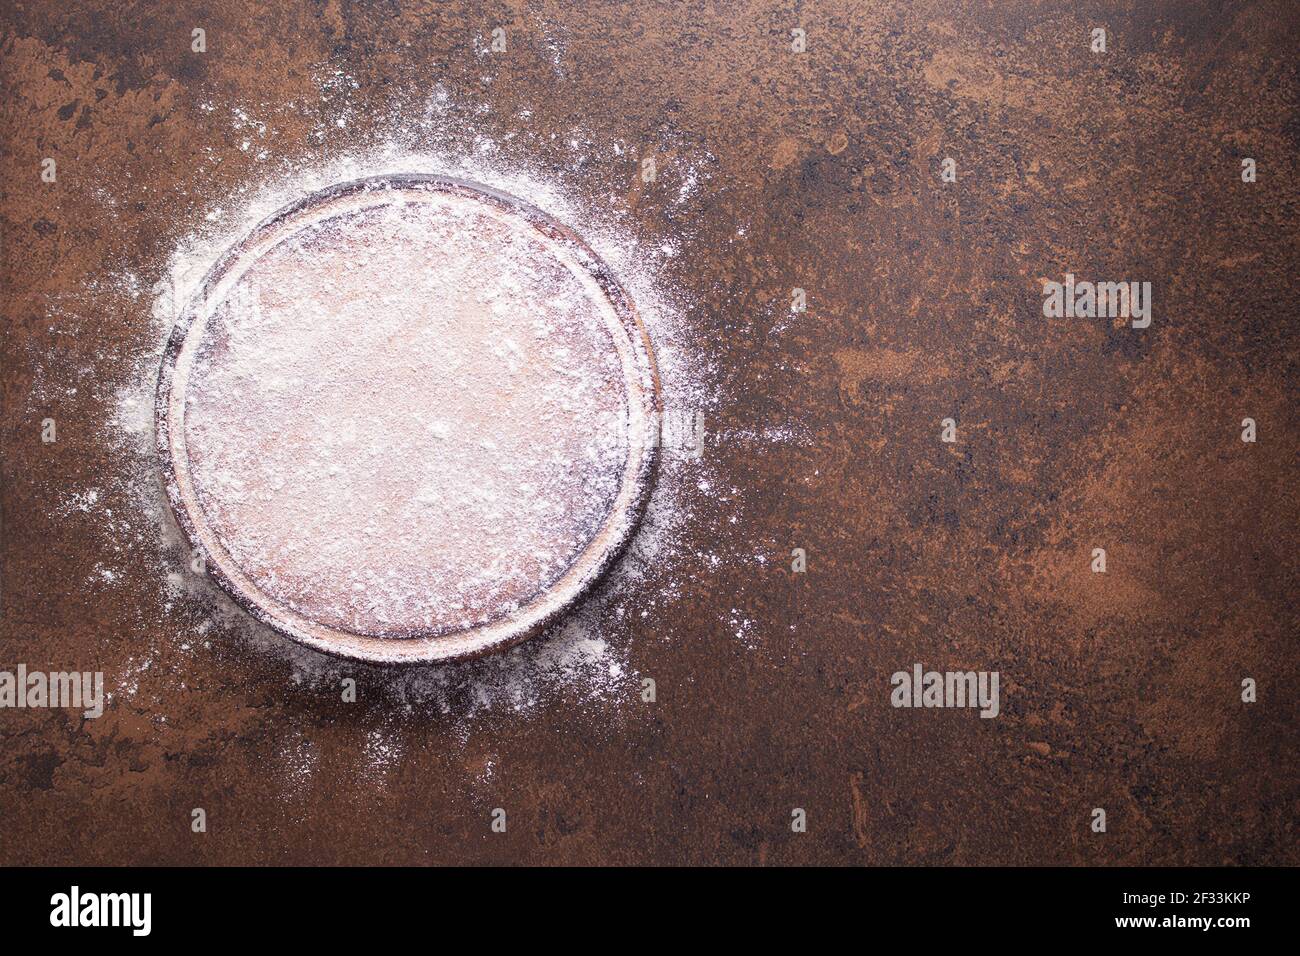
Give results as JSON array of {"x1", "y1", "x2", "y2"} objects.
[
  {"x1": 0, "y1": 74, "x2": 832, "y2": 806},
  {"x1": 84, "y1": 82, "x2": 726, "y2": 757}
]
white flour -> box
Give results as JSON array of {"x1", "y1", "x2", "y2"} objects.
[
  {"x1": 89, "y1": 82, "x2": 722, "y2": 751},
  {"x1": 177, "y1": 185, "x2": 636, "y2": 640}
]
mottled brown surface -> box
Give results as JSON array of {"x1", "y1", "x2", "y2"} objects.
[{"x1": 1, "y1": 0, "x2": 1297, "y2": 865}]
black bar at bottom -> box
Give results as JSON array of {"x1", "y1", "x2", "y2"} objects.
[{"x1": 0, "y1": 865, "x2": 1281, "y2": 940}]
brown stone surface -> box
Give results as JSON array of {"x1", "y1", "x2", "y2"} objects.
[{"x1": 1, "y1": 0, "x2": 1297, "y2": 865}]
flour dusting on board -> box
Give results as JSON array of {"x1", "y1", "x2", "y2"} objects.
[
  {"x1": 89, "y1": 82, "x2": 722, "y2": 758},
  {"x1": 176, "y1": 185, "x2": 639, "y2": 641}
]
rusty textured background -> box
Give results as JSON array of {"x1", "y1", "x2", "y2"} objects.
[{"x1": 2, "y1": 0, "x2": 1297, "y2": 865}]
